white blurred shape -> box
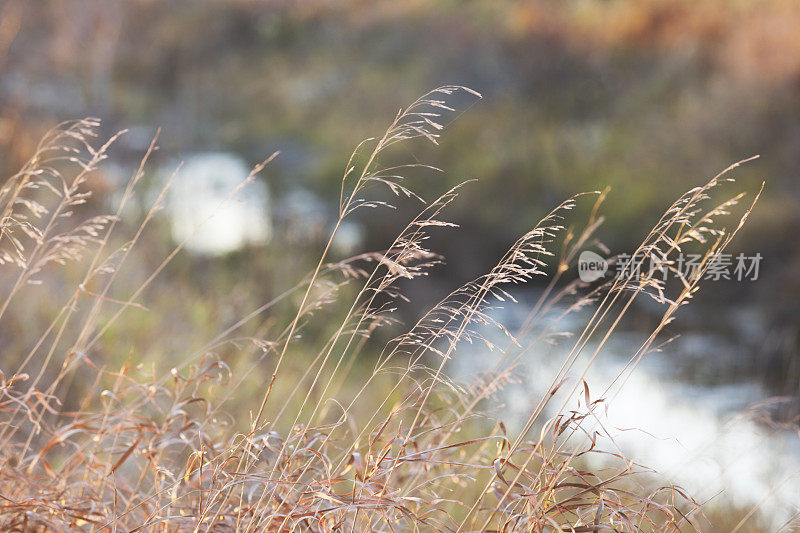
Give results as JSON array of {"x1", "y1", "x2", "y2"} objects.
[{"x1": 167, "y1": 152, "x2": 271, "y2": 255}]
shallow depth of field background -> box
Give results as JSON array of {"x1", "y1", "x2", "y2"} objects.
[{"x1": 1, "y1": 0, "x2": 798, "y2": 528}]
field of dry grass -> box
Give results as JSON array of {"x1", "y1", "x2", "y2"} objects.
[{"x1": 0, "y1": 87, "x2": 778, "y2": 531}]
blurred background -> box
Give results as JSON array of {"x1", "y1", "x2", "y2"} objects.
[{"x1": 1, "y1": 0, "x2": 799, "y2": 527}]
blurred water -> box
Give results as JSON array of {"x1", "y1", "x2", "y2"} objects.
[
  {"x1": 163, "y1": 152, "x2": 271, "y2": 255},
  {"x1": 449, "y1": 293, "x2": 800, "y2": 525},
  {"x1": 158, "y1": 152, "x2": 364, "y2": 256}
]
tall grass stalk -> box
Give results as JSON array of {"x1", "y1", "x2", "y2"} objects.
[{"x1": 0, "y1": 89, "x2": 769, "y2": 532}]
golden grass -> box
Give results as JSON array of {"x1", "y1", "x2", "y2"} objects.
[{"x1": 0, "y1": 87, "x2": 770, "y2": 531}]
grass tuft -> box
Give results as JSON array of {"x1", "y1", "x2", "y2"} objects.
[{"x1": 0, "y1": 88, "x2": 767, "y2": 532}]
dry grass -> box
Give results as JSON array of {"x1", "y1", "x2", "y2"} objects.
[{"x1": 0, "y1": 87, "x2": 774, "y2": 531}]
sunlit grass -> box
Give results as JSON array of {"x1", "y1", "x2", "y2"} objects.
[{"x1": 0, "y1": 89, "x2": 771, "y2": 531}]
